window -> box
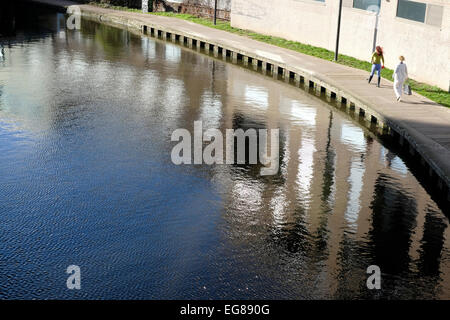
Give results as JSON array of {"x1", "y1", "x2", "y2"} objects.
[
  {"x1": 353, "y1": 0, "x2": 381, "y2": 12},
  {"x1": 397, "y1": 0, "x2": 426, "y2": 23}
]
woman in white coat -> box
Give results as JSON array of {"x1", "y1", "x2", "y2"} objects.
[{"x1": 393, "y1": 56, "x2": 408, "y2": 102}]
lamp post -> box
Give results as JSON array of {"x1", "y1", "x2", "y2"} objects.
[
  {"x1": 334, "y1": 0, "x2": 343, "y2": 61},
  {"x1": 214, "y1": 0, "x2": 218, "y2": 25},
  {"x1": 371, "y1": 4, "x2": 381, "y2": 52}
]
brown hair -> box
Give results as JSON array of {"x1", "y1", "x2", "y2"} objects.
[{"x1": 376, "y1": 46, "x2": 383, "y2": 56}]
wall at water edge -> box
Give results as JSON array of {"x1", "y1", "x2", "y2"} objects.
[
  {"x1": 153, "y1": 0, "x2": 231, "y2": 20},
  {"x1": 230, "y1": 0, "x2": 450, "y2": 91}
]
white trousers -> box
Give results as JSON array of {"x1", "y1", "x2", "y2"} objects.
[{"x1": 394, "y1": 79, "x2": 404, "y2": 99}]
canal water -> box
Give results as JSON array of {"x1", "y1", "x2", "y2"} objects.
[{"x1": 0, "y1": 7, "x2": 449, "y2": 299}]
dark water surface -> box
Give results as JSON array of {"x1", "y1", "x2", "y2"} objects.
[{"x1": 0, "y1": 8, "x2": 449, "y2": 299}]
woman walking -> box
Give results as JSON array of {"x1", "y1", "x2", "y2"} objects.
[
  {"x1": 393, "y1": 56, "x2": 408, "y2": 102},
  {"x1": 368, "y1": 46, "x2": 384, "y2": 87}
]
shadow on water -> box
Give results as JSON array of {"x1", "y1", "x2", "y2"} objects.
[
  {"x1": 369, "y1": 174, "x2": 418, "y2": 275},
  {"x1": 0, "y1": 1, "x2": 65, "y2": 41}
]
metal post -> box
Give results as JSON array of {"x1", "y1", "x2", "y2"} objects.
[
  {"x1": 214, "y1": 0, "x2": 218, "y2": 25},
  {"x1": 334, "y1": 0, "x2": 343, "y2": 61},
  {"x1": 372, "y1": 13, "x2": 379, "y2": 53},
  {"x1": 372, "y1": 5, "x2": 381, "y2": 53}
]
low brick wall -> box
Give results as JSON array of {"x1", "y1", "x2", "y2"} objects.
[
  {"x1": 76, "y1": 0, "x2": 230, "y2": 20},
  {"x1": 153, "y1": 0, "x2": 230, "y2": 21},
  {"x1": 179, "y1": 3, "x2": 230, "y2": 20}
]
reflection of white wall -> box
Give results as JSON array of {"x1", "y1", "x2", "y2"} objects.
[
  {"x1": 232, "y1": 179, "x2": 264, "y2": 210},
  {"x1": 271, "y1": 131, "x2": 290, "y2": 227},
  {"x1": 390, "y1": 157, "x2": 408, "y2": 176},
  {"x1": 164, "y1": 43, "x2": 181, "y2": 63},
  {"x1": 2, "y1": 44, "x2": 56, "y2": 123},
  {"x1": 271, "y1": 188, "x2": 288, "y2": 227},
  {"x1": 379, "y1": 146, "x2": 408, "y2": 176},
  {"x1": 345, "y1": 160, "x2": 365, "y2": 228},
  {"x1": 244, "y1": 85, "x2": 268, "y2": 110},
  {"x1": 297, "y1": 134, "x2": 316, "y2": 208},
  {"x1": 340, "y1": 123, "x2": 366, "y2": 153},
  {"x1": 200, "y1": 91, "x2": 222, "y2": 129},
  {"x1": 141, "y1": 37, "x2": 156, "y2": 59},
  {"x1": 287, "y1": 100, "x2": 317, "y2": 128},
  {"x1": 279, "y1": 128, "x2": 290, "y2": 178},
  {"x1": 161, "y1": 78, "x2": 185, "y2": 128}
]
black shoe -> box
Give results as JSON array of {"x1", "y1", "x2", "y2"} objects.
[
  {"x1": 377, "y1": 77, "x2": 381, "y2": 87},
  {"x1": 368, "y1": 75, "x2": 373, "y2": 84}
]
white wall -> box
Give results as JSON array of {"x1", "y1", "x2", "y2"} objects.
[
  {"x1": 377, "y1": 0, "x2": 449, "y2": 90},
  {"x1": 231, "y1": 0, "x2": 450, "y2": 91}
]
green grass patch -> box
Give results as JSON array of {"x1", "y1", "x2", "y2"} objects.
[{"x1": 88, "y1": 3, "x2": 449, "y2": 107}]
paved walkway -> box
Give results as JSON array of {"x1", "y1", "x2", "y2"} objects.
[{"x1": 28, "y1": 0, "x2": 450, "y2": 191}]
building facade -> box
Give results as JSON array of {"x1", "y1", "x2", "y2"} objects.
[{"x1": 230, "y1": 0, "x2": 450, "y2": 91}]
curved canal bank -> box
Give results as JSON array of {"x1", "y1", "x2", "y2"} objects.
[{"x1": 28, "y1": 0, "x2": 450, "y2": 204}]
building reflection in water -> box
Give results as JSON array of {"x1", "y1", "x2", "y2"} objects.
[{"x1": 217, "y1": 64, "x2": 450, "y2": 299}]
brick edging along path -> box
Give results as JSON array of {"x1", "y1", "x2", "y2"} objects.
[{"x1": 29, "y1": 0, "x2": 450, "y2": 200}]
